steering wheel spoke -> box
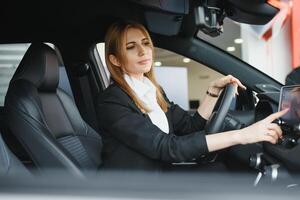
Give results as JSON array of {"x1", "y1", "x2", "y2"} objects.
[{"x1": 205, "y1": 84, "x2": 236, "y2": 134}]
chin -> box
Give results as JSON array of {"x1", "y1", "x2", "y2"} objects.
[
  {"x1": 144, "y1": 68, "x2": 152, "y2": 74},
  {"x1": 141, "y1": 66, "x2": 152, "y2": 73}
]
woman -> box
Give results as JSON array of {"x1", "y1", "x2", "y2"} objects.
[{"x1": 97, "y1": 21, "x2": 288, "y2": 171}]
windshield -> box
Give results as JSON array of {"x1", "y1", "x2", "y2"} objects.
[{"x1": 196, "y1": 16, "x2": 294, "y2": 84}]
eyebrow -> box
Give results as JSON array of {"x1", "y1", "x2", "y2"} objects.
[{"x1": 126, "y1": 38, "x2": 149, "y2": 45}]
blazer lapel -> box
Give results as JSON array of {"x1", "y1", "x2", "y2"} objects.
[
  {"x1": 128, "y1": 99, "x2": 174, "y2": 133},
  {"x1": 113, "y1": 83, "x2": 172, "y2": 131},
  {"x1": 127, "y1": 100, "x2": 143, "y2": 114}
]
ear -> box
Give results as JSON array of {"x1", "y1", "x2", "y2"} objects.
[{"x1": 109, "y1": 54, "x2": 121, "y2": 67}]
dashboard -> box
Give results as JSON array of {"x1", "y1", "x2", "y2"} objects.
[{"x1": 255, "y1": 91, "x2": 300, "y2": 173}]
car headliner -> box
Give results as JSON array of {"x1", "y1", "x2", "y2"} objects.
[{"x1": 1, "y1": 0, "x2": 177, "y2": 44}]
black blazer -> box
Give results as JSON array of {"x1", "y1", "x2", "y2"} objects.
[{"x1": 96, "y1": 83, "x2": 209, "y2": 171}]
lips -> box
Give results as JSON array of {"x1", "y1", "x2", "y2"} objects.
[{"x1": 138, "y1": 58, "x2": 151, "y2": 65}]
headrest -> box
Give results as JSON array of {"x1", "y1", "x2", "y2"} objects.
[{"x1": 10, "y1": 43, "x2": 59, "y2": 92}]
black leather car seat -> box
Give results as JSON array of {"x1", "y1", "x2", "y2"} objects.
[{"x1": 4, "y1": 43, "x2": 102, "y2": 174}]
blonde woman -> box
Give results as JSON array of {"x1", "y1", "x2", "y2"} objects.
[{"x1": 97, "y1": 21, "x2": 288, "y2": 171}]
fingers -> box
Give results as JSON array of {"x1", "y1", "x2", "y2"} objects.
[
  {"x1": 262, "y1": 123, "x2": 283, "y2": 144},
  {"x1": 233, "y1": 83, "x2": 238, "y2": 96},
  {"x1": 263, "y1": 134, "x2": 278, "y2": 144},
  {"x1": 265, "y1": 108, "x2": 289, "y2": 122},
  {"x1": 266, "y1": 129, "x2": 279, "y2": 140},
  {"x1": 260, "y1": 129, "x2": 280, "y2": 144},
  {"x1": 224, "y1": 75, "x2": 247, "y2": 93},
  {"x1": 216, "y1": 76, "x2": 232, "y2": 87},
  {"x1": 228, "y1": 75, "x2": 247, "y2": 91},
  {"x1": 267, "y1": 123, "x2": 283, "y2": 138},
  {"x1": 212, "y1": 75, "x2": 247, "y2": 93}
]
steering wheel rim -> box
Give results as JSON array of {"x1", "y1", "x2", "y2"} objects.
[{"x1": 205, "y1": 84, "x2": 236, "y2": 134}]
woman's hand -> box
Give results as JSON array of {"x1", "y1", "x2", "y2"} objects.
[
  {"x1": 239, "y1": 108, "x2": 289, "y2": 145},
  {"x1": 198, "y1": 75, "x2": 246, "y2": 120},
  {"x1": 205, "y1": 108, "x2": 289, "y2": 152},
  {"x1": 208, "y1": 75, "x2": 247, "y2": 96}
]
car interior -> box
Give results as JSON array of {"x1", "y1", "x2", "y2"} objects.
[{"x1": 0, "y1": 0, "x2": 300, "y2": 189}]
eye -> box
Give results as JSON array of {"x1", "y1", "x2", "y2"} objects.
[
  {"x1": 143, "y1": 41, "x2": 150, "y2": 46},
  {"x1": 126, "y1": 45, "x2": 135, "y2": 50}
]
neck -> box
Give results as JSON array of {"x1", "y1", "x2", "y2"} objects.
[{"x1": 128, "y1": 73, "x2": 144, "y2": 81}]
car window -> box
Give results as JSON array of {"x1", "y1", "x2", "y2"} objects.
[
  {"x1": 0, "y1": 43, "x2": 74, "y2": 106},
  {"x1": 95, "y1": 43, "x2": 224, "y2": 110},
  {"x1": 153, "y1": 47, "x2": 224, "y2": 110},
  {"x1": 0, "y1": 44, "x2": 30, "y2": 106}
]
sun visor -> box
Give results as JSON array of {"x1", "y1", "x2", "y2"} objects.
[
  {"x1": 144, "y1": 11, "x2": 184, "y2": 36},
  {"x1": 129, "y1": 0, "x2": 189, "y2": 14},
  {"x1": 129, "y1": 0, "x2": 189, "y2": 36}
]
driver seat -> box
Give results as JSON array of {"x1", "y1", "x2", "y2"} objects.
[{"x1": 4, "y1": 43, "x2": 102, "y2": 174}]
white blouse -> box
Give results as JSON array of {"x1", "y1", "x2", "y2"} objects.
[{"x1": 124, "y1": 74, "x2": 170, "y2": 134}]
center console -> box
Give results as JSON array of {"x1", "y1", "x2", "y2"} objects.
[{"x1": 251, "y1": 89, "x2": 300, "y2": 186}]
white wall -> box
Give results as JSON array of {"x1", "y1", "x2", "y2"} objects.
[
  {"x1": 187, "y1": 63, "x2": 223, "y2": 101},
  {"x1": 154, "y1": 66, "x2": 189, "y2": 110}
]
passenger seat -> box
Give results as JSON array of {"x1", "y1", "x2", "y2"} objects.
[{"x1": 4, "y1": 43, "x2": 102, "y2": 175}]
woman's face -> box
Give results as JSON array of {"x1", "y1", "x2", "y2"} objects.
[{"x1": 122, "y1": 28, "x2": 153, "y2": 79}]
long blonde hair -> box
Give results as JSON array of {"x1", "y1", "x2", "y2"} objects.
[{"x1": 105, "y1": 21, "x2": 169, "y2": 113}]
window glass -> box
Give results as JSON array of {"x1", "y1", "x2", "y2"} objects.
[
  {"x1": 196, "y1": 17, "x2": 292, "y2": 84},
  {"x1": 0, "y1": 44, "x2": 30, "y2": 106},
  {"x1": 154, "y1": 47, "x2": 224, "y2": 110}
]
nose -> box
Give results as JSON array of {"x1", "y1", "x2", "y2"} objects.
[{"x1": 138, "y1": 45, "x2": 146, "y2": 56}]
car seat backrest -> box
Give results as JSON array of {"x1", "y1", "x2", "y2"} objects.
[{"x1": 4, "y1": 43, "x2": 102, "y2": 174}]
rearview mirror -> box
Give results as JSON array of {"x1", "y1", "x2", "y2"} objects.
[{"x1": 195, "y1": 0, "x2": 279, "y2": 37}]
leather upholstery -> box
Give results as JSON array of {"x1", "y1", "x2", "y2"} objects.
[
  {"x1": 11, "y1": 43, "x2": 59, "y2": 92},
  {"x1": 4, "y1": 43, "x2": 102, "y2": 174},
  {"x1": 0, "y1": 133, "x2": 30, "y2": 176}
]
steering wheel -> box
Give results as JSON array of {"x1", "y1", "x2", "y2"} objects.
[
  {"x1": 205, "y1": 83, "x2": 236, "y2": 134},
  {"x1": 196, "y1": 84, "x2": 236, "y2": 164}
]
